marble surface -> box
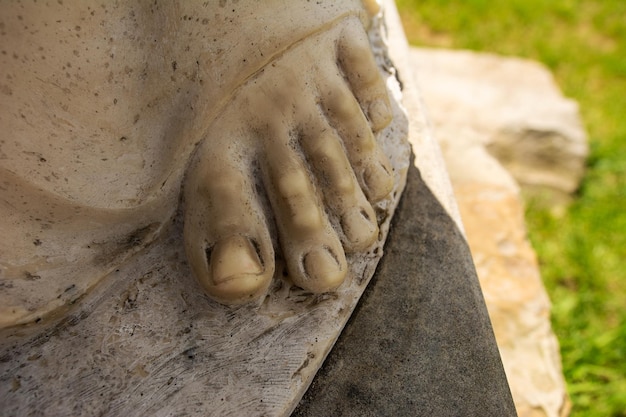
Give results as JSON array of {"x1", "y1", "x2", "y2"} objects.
[{"x1": 0, "y1": 4, "x2": 412, "y2": 416}]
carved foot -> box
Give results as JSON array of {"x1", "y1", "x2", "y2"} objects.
[{"x1": 183, "y1": 17, "x2": 394, "y2": 304}]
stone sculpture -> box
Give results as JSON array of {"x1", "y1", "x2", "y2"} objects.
[{"x1": 0, "y1": 0, "x2": 398, "y2": 326}]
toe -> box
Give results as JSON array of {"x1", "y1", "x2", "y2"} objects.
[
  {"x1": 317, "y1": 73, "x2": 394, "y2": 203},
  {"x1": 337, "y1": 18, "x2": 392, "y2": 132},
  {"x1": 301, "y1": 124, "x2": 379, "y2": 251},
  {"x1": 262, "y1": 130, "x2": 347, "y2": 293},
  {"x1": 340, "y1": 207, "x2": 378, "y2": 249},
  {"x1": 183, "y1": 140, "x2": 274, "y2": 304},
  {"x1": 362, "y1": 152, "x2": 394, "y2": 202}
]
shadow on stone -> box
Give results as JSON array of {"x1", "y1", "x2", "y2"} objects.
[{"x1": 293, "y1": 160, "x2": 517, "y2": 416}]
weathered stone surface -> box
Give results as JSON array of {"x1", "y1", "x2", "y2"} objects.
[
  {"x1": 2, "y1": 1, "x2": 418, "y2": 340},
  {"x1": 411, "y1": 48, "x2": 588, "y2": 204},
  {"x1": 0, "y1": 2, "x2": 491, "y2": 415},
  {"x1": 412, "y1": 48, "x2": 571, "y2": 416},
  {"x1": 0, "y1": 7, "x2": 415, "y2": 417}
]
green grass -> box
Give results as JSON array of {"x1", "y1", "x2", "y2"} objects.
[{"x1": 395, "y1": 1, "x2": 626, "y2": 415}]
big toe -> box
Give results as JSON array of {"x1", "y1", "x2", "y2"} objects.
[{"x1": 183, "y1": 140, "x2": 274, "y2": 304}]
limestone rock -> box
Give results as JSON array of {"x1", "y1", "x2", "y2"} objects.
[
  {"x1": 411, "y1": 48, "x2": 588, "y2": 204},
  {"x1": 411, "y1": 47, "x2": 571, "y2": 416}
]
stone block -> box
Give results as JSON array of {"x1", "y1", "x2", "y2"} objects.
[{"x1": 411, "y1": 48, "x2": 588, "y2": 204}]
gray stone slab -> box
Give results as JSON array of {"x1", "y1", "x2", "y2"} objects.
[{"x1": 293, "y1": 161, "x2": 517, "y2": 416}]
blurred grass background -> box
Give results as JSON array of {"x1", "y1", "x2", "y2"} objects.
[{"x1": 395, "y1": 1, "x2": 626, "y2": 415}]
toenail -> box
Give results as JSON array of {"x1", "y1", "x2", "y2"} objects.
[
  {"x1": 303, "y1": 247, "x2": 345, "y2": 291},
  {"x1": 368, "y1": 99, "x2": 393, "y2": 130},
  {"x1": 363, "y1": 161, "x2": 394, "y2": 202},
  {"x1": 211, "y1": 236, "x2": 263, "y2": 285},
  {"x1": 341, "y1": 207, "x2": 378, "y2": 249}
]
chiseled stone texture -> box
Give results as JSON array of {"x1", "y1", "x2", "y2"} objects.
[
  {"x1": 411, "y1": 47, "x2": 571, "y2": 416},
  {"x1": 411, "y1": 48, "x2": 588, "y2": 204}
]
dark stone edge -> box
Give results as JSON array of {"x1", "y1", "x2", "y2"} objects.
[{"x1": 293, "y1": 159, "x2": 517, "y2": 416}]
